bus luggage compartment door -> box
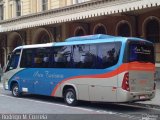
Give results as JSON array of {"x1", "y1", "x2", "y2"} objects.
[{"x1": 89, "y1": 85, "x2": 117, "y2": 102}]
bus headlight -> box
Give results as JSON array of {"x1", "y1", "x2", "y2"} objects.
[{"x1": 4, "y1": 81, "x2": 9, "y2": 90}]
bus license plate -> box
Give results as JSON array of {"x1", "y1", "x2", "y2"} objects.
[{"x1": 139, "y1": 95, "x2": 146, "y2": 99}]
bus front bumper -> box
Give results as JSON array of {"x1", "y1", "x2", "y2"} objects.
[{"x1": 3, "y1": 82, "x2": 9, "y2": 90}]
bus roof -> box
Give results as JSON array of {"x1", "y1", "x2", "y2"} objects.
[
  {"x1": 14, "y1": 34, "x2": 151, "y2": 50},
  {"x1": 65, "y1": 34, "x2": 115, "y2": 42}
]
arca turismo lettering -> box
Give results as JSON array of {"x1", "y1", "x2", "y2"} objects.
[{"x1": 33, "y1": 71, "x2": 64, "y2": 79}]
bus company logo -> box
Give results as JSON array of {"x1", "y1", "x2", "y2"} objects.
[
  {"x1": 33, "y1": 71, "x2": 64, "y2": 79},
  {"x1": 134, "y1": 47, "x2": 151, "y2": 55},
  {"x1": 142, "y1": 114, "x2": 159, "y2": 120}
]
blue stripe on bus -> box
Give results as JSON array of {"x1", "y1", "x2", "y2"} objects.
[{"x1": 8, "y1": 62, "x2": 122, "y2": 96}]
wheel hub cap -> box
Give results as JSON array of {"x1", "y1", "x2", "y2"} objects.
[{"x1": 66, "y1": 91, "x2": 74, "y2": 104}]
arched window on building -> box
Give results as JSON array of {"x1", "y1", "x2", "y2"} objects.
[
  {"x1": 117, "y1": 23, "x2": 131, "y2": 37},
  {"x1": 74, "y1": 27, "x2": 86, "y2": 36},
  {"x1": 145, "y1": 18, "x2": 160, "y2": 63},
  {"x1": 12, "y1": 36, "x2": 23, "y2": 49},
  {"x1": 146, "y1": 19, "x2": 160, "y2": 43},
  {"x1": 93, "y1": 24, "x2": 107, "y2": 34},
  {"x1": 38, "y1": 31, "x2": 50, "y2": 44},
  {"x1": 8, "y1": 32, "x2": 23, "y2": 53}
]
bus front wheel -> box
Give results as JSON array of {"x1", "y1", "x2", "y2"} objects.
[
  {"x1": 11, "y1": 83, "x2": 21, "y2": 97},
  {"x1": 64, "y1": 88, "x2": 78, "y2": 106}
]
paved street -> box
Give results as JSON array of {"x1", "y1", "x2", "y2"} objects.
[{"x1": 0, "y1": 82, "x2": 160, "y2": 120}]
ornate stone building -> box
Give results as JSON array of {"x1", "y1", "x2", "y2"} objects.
[{"x1": 0, "y1": 0, "x2": 160, "y2": 78}]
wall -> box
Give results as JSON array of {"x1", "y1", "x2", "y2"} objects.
[
  {"x1": 51, "y1": 0, "x2": 60, "y2": 9},
  {"x1": 2, "y1": 0, "x2": 65, "y2": 20},
  {"x1": 22, "y1": 0, "x2": 30, "y2": 15}
]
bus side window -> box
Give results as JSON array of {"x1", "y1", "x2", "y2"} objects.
[
  {"x1": 53, "y1": 46, "x2": 71, "y2": 68},
  {"x1": 98, "y1": 42, "x2": 121, "y2": 69},
  {"x1": 114, "y1": 42, "x2": 121, "y2": 64},
  {"x1": 40, "y1": 48, "x2": 51, "y2": 68},
  {"x1": 33, "y1": 49, "x2": 45, "y2": 68},
  {"x1": 72, "y1": 45, "x2": 82, "y2": 68},
  {"x1": 6, "y1": 49, "x2": 21, "y2": 71},
  {"x1": 34, "y1": 55, "x2": 43, "y2": 68},
  {"x1": 20, "y1": 49, "x2": 34, "y2": 68},
  {"x1": 20, "y1": 48, "x2": 52, "y2": 68},
  {"x1": 72, "y1": 44, "x2": 96, "y2": 69}
]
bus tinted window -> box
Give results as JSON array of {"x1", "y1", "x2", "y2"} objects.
[
  {"x1": 20, "y1": 49, "x2": 33, "y2": 68},
  {"x1": 97, "y1": 42, "x2": 121, "y2": 68},
  {"x1": 34, "y1": 48, "x2": 51, "y2": 68},
  {"x1": 72, "y1": 44, "x2": 97, "y2": 68},
  {"x1": 20, "y1": 42, "x2": 121, "y2": 69},
  {"x1": 53, "y1": 46, "x2": 71, "y2": 68},
  {"x1": 128, "y1": 42, "x2": 155, "y2": 63},
  {"x1": 20, "y1": 47, "x2": 51, "y2": 68}
]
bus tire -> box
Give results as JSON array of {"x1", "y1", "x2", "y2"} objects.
[
  {"x1": 64, "y1": 88, "x2": 78, "y2": 106},
  {"x1": 11, "y1": 83, "x2": 21, "y2": 97}
]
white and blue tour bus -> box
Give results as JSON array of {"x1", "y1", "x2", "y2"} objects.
[{"x1": 2, "y1": 34, "x2": 156, "y2": 106}]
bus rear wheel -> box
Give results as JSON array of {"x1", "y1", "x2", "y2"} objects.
[
  {"x1": 11, "y1": 83, "x2": 21, "y2": 97},
  {"x1": 64, "y1": 88, "x2": 78, "y2": 106}
]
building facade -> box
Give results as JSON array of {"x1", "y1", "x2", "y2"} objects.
[{"x1": 0, "y1": 0, "x2": 160, "y2": 78}]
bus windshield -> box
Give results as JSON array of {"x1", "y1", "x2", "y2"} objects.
[
  {"x1": 6, "y1": 49, "x2": 21, "y2": 72},
  {"x1": 128, "y1": 41, "x2": 155, "y2": 64}
]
